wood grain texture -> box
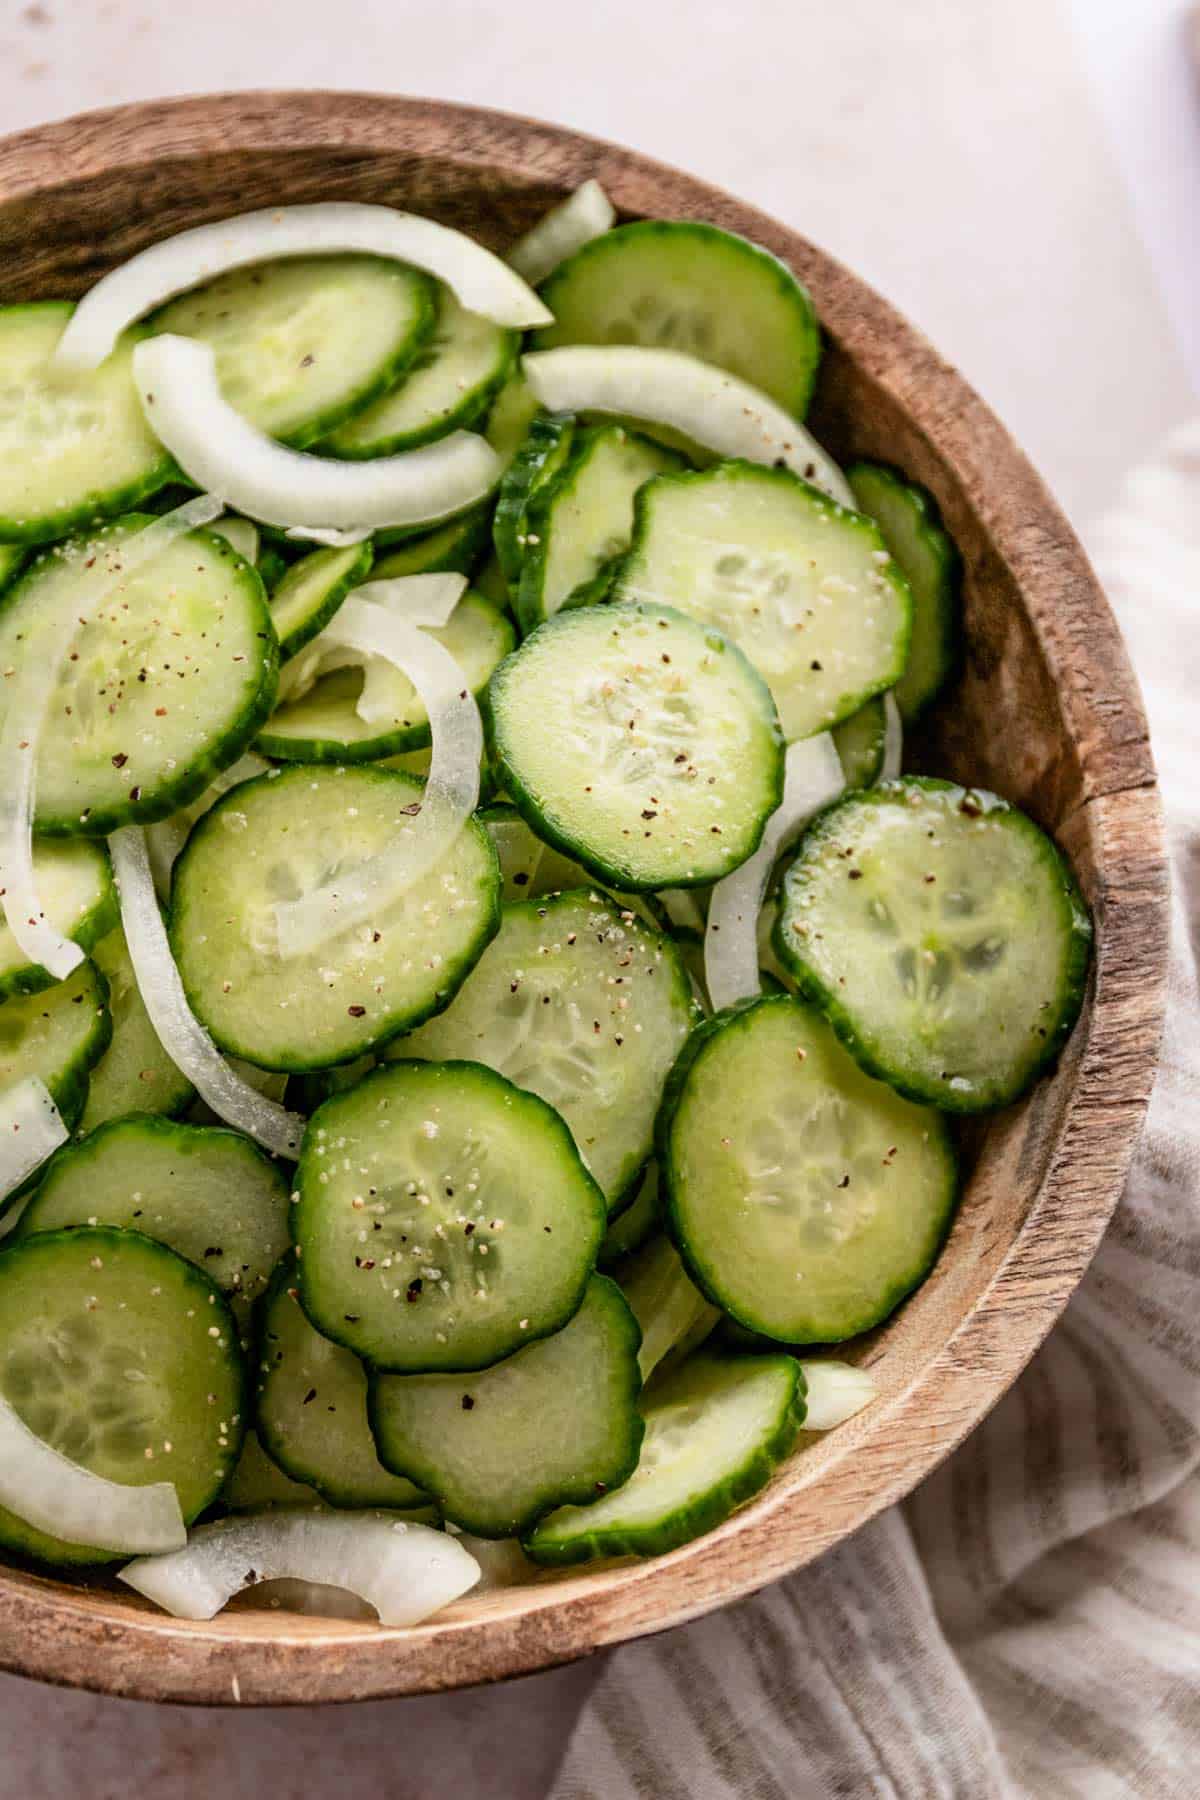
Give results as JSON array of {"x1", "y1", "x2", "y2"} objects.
[{"x1": 0, "y1": 91, "x2": 1169, "y2": 1706}]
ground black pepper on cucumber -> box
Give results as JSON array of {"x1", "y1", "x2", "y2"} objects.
[{"x1": 0, "y1": 185, "x2": 1090, "y2": 1617}]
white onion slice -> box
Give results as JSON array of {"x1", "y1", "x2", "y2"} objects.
[
  {"x1": 0, "y1": 1077, "x2": 67, "y2": 1204},
  {"x1": 120, "y1": 1511, "x2": 480, "y2": 1625},
  {"x1": 54, "y1": 202, "x2": 551, "y2": 373},
  {"x1": 523, "y1": 346, "x2": 853, "y2": 506},
  {"x1": 0, "y1": 1390, "x2": 184, "y2": 1553},
  {"x1": 799, "y1": 1360, "x2": 879, "y2": 1430},
  {"x1": 880, "y1": 690, "x2": 903, "y2": 782},
  {"x1": 508, "y1": 180, "x2": 616, "y2": 285},
  {"x1": 705, "y1": 733, "x2": 845, "y2": 1012},
  {"x1": 285, "y1": 526, "x2": 373, "y2": 548},
  {"x1": 133, "y1": 337, "x2": 502, "y2": 535},
  {"x1": 272, "y1": 597, "x2": 482, "y2": 960},
  {"x1": 0, "y1": 494, "x2": 222, "y2": 983},
  {"x1": 351, "y1": 576, "x2": 469, "y2": 725},
  {"x1": 109, "y1": 825, "x2": 305, "y2": 1158}
]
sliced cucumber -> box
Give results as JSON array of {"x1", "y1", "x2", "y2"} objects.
[
  {"x1": 151, "y1": 255, "x2": 435, "y2": 447},
  {"x1": 526, "y1": 1350, "x2": 805, "y2": 1563},
  {"x1": 618, "y1": 1234, "x2": 719, "y2": 1380},
  {"x1": 516, "y1": 424, "x2": 681, "y2": 633},
  {"x1": 323, "y1": 287, "x2": 517, "y2": 456},
  {"x1": 483, "y1": 370, "x2": 542, "y2": 470},
  {"x1": 848, "y1": 461, "x2": 961, "y2": 722},
  {"x1": 269, "y1": 540, "x2": 373, "y2": 660},
  {"x1": 370, "y1": 503, "x2": 492, "y2": 578},
  {"x1": 391, "y1": 890, "x2": 695, "y2": 1211},
  {"x1": 832, "y1": 696, "x2": 886, "y2": 790},
  {"x1": 256, "y1": 1257, "x2": 425, "y2": 1508},
  {"x1": 612, "y1": 463, "x2": 910, "y2": 741},
  {"x1": 256, "y1": 545, "x2": 290, "y2": 591},
  {"x1": 0, "y1": 1226, "x2": 243, "y2": 1565},
  {"x1": 0, "y1": 958, "x2": 110, "y2": 1137},
  {"x1": 369, "y1": 1274, "x2": 641, "y2": 1537},
  {"x1": 493, "y1": 412, "x2": 576, "y2": 591},
  {"x1": 170, "y1": 764, "x2": 500, "y2": 1071},
  {"x1": 0, "y1": 548, "x2": 28, "y2": 594},
  {"x1": 19, "y1": 1116, "x2": 290, "y2": 1309},
  {"x1": 0, "y1": 305, "x2": 171, "y2": 545},
  {"x1": 222, "y1": 1426, "x2": 322, "y2": 1511},
  {"x1": 75, "y1": 929, "x2": 183, "y2": 1133},
  {"x1": 775, "y1": 778, "x2": 1092, "y2": 1111},
  {"x1": 0, "y1": 838, "x2": 115, "y2": 1000},
  {"x1": 210, "y1": 517, "x2": 260, "y2": 563},
  {"x1": 480, "y1": 802, "x2": 662, "y2": 929},
  {"x1": 294, "y1": 1060, "x2": 605, "y2": 1373},
  {"x1": 259, "y1": 590, "x2": 513, "y2": 762},
  {"x1": 0, "y1": 517, "x2": 278, "y2": 835},
  {"x1": 534, "y1": 221, "x2": 821, "y2": 417},
  {"x1": 659, "y1": 994, "x2": 957, "y2": 1341},
  {"x1": 599, "y1": 1163, "x2": 661, "y2": 1267},
  {"x1": 471, "y1": 551, "x2": 511, "y2": 611}
]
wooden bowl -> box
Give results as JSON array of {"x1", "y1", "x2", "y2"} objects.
[{"x1": 0, "y1": 92, "x2": 1167, "y2": 1706}]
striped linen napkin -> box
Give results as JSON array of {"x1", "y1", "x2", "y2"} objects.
[{"x1": 549, "y1": 423, "x2": 1200, "y2": 1800}]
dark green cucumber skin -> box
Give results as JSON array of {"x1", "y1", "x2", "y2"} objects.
[
  {"x1": 367, "y1": 1274, "x2": 645, "y2": 1538},
  {"x1": 0, "y1": 308, "x2": 177, "y2": 546},
  {"x1": 257, "y1": 547, "x2": 290, "y2": 591},
  {"x1": 492, "y1": 412, "x2": 576, "y2": 592},
  {"x1": 598, "y1": 1167, "x2": 661, "y2": 1268},
  {"x1": 272, "y1": 539, "x2": 373, "y2": 661},
  {"x1": 0, "y1": 858, "x2": 118, "y2": 1003},
  {"x1": 8, "y1": 518, "x2": 281, "y2": 838},
  {"x1": 0, "y1": 961, "x2": 113, "y2": 1200},
  {"x1": 533, "y1": 220, "x2": 822, "y2": 418},
  {"x1": 293, "y1": 1058, "x2": 605, "y2": 1373},
  {"x1": 170, "y1": 768, "x2": 503, "y2": 1073},
  {"x1": 0, "y1": 547, "x2": 29, "y2": 597},
  {"x1": 259, "y1": 594, "x2": 514, "y2": 763},
  {"x1": 0, "y1": 1224, "x2": 247, "y2": 1567},
  {"x1": 523, "y1": 1351, "x2": 807, "y2": 1565},
  {"x1": 773, "y1": 778, "x2": 1094, "y2": 1114},
  {"x1": 846, "y1": 460, "x2": 962, "y2": 723},
  {"x1": 654, "y1": 993, "x2": 959, "y2": 1342},
  {"x1": 372, "y1": 500, "x2": 493, "y2": 569}
]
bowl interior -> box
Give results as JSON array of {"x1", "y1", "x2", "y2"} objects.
[{"x1": 0, "y1": 94, "x2": 1165, "y2": 1704}]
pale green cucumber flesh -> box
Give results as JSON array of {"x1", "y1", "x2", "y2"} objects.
[
  {"x1": 370, "y1": 503, "x2": 492, "y2": 577},
  {"x1": 0, "y1": 838, "x2": 116, "y2": 1000},
  {"x1": 269, "y1": 540, "x2": 373, "y2": 660},
  {"x1": 832, "y1": 696, "x2": 887, "y2": 790},
  {"x1": 848, "y1": 461, "x2": 961, "y2": 723},
  {"x1": 493, "y1": 412, "x2": 576, "y2": 589},
  {"x1": 0, "y1": 958, "x2": 111, "y2": 1140}
]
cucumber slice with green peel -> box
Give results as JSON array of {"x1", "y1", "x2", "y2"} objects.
[
  {"x1": 618, "y1": 1234, "x2": 719, "y2": 1381},
  {"x1": 209, "y1": 517, "x2": 260, "y2": 564},
  {"x1": 486, "y1": 601, "x2": 784, "y2": 891},
  {"x1": 0, "y1": 305, "x2": 172, "y2": 546},
  {"x1": 0, "y1": 838, "x2": 116, "y2": 1000},
  {"x1": 848, "y1": 461, "x2": 961, "y2": 723},
  {"x1": 525, "y1": 1350, "x2": 805, "y2": 1564},
  {"x1": 293, "y1": 1060, "x2": 606, "y2": 1373},
  {"x1": 256, "y1": 1257, "x2": 426, "y2": 1508},
  {"x1": 534, "y1": 221, "x2": 821, "y2": 418},
  {"x1": 371, "y1": 743, "x2": 497, "y2": 806},
  {"x1": 516, "y1": 424, "x2": 682, "y2": 634},
  {"x1": 151, "y1": 255, "x2": 436, "y2": 448},
  {"x1": 0, "y1": 958, "x2": 111, "y2": 1139},
  {"x1": 611, "y1": 463, "x2": 911, "y2": 741},
  {"x1": 774, "y1": 778, "x2": 1092, "y2": 1112},
  {"x1": 0, "y1": 547, "x2": 28, "y2": 594},
  {"x1": 483, "y1": 371, "x2": 541, "y2": 468},
  {"x1": 390, "y1": 890, "x2": 695, "y2": 1212},
  {"x1": 471, "y1": 552, "x2": 511, "y2": 611},
  {"x1": 370, "y1": 503, "x2": 492, "y2": 578},
  {"x1": 170, "y1": 764, "x2": 500, "y2": 1072},
  {"x1": 323, "y1": 287, "x2": 517, "y2": 457},
  {"x1": 480, "y1": 803, "x2": 662, "y2": 929},
  {"x1": 269, "y1": 540, "x2": 373, "y2": 660},
  {"x1": 259, "y1": 591, "x2": 513, "y2": 762},
  {"x1": 78, "y1": 928, "x2": 195, "y2": 1132},
  {"x1": 256, "y1": 546, "x2": 289, "y2": 591},
  {"x1": 659, "y1": 994, "x2": 957, "y2": 1342},
  {"x1": 832, "y1": 696, "x2": 886, "y2": 790},
  {"x1": 19, "y1": 1116, "x2": 291, "y2": 1310},
  {"x1": 0, "y1": 516, "x2": 279, "y2": 836},
  {"x1": 222, "y1": 1426, "x2": 322, "y2": 1511},
  {"x1": 599, "y1": 1163, "x2": 661, "y2": 1267},
  {"x1": 290, "y1": 1053, "x2": 376, "y2": 1116},
  {"x1": 369, "y1": 1274, "x2": 642, "y2": 1538},
  {"x1": 0, "y1": 1226, "x2": 244, "y2": 1565},
  {"x1": 493, "y1": 411, "x2": 576, "y2": 591}
]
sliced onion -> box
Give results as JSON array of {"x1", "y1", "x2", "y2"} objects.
[
  {"x1": 120, "y1": 1511, "x2": 480, "y2": 1625},
  {"x1": 352, "y1": 576, "x2": 469, "y2": 725},
  {"x1": 145, "y1": 751, "x2": 271, "y2": 900},
  {"x1": 54, "y1": 202, "x2": 551, "y2": 373},
  {"x1": 705, "y1": 733, "x2": 844, "y2": 1012},
  {"x1": 880, "y1": 690, "x2": 903, "y2": 782},
  {"x1": 0, "y1": 1390, "x2": 184, "y2": 1553},
  {"x1": 0, "y1": 494, "x2": 222, "y2": 983},
  {"x1": 522, "y1": 346, "x2": 853, "y2": 506},
  {"x1": 285, "y1": 525, "x2": 373, "y2": 548},
  {"x1": 799, "y1": 1360, "x2": 879, "y2": 1430},
  {"x1": 508, "y1": 180, "x2": 616, "y2": 285},
  {"x1": 272, "y1": 597, "x2": 482, "y2": 960},
  {"x1": 0, "y1": 1077, "x2": 66, "y2": 1204},
  {"x1": 133, "y1": 337, "x2": 502, "y2": 536},
  {"x1": 209, "y1": 516, "x2": 260, "y2": 563},
  {"x1": 109, "y1": 825, "x2": 305, "y2": 1158}
]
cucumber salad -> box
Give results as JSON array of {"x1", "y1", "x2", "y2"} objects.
[{"x1": 0, "y1": 185, "x2": 1091, "y2": 1626}]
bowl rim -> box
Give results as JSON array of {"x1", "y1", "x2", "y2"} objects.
[{"x1": 0, "y1": 89, "x2": 1169, "y2": 1707}]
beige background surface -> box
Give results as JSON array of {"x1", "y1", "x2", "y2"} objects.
[{"x1": 0, "y1": 0, "x2": 1192, "y2": 1792}]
